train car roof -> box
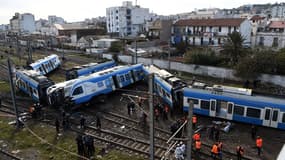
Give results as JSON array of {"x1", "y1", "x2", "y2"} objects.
[
  {"x1": 184, "y1": 87, "x2": 285, "y2": 108},
  {"x1": 144, "y1": 65, "x2": 173, "y2": 79},
  {"x1": 16, "y1": 69, "x2": 50, "y2": 85},
  {"x1": 29, "y1": 54, "x2": 58, "y2": 68}
]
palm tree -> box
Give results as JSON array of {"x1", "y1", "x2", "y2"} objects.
[{"x1": 222, "y1": 31, "x2": 245, "y2": 65}]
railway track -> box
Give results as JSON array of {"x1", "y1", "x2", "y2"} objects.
[{"x1": 0, "y1": 149, "x2": 22, "y2": 160}]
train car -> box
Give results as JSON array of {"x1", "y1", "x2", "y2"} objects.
[
  {"x1": 47, "y1": 64, "x2": 144, "y2": 107},
  {"x1": 15, "y1": 69, "x2": 54, "y2": 103},
  {"x1": 144, "y1": 65, "x2": 187, "y2": 109},
  {"x1": 65, "y1": 60, "x2": 116, "y2": 80},
  {"x1": 28, "y1": 54, "x2": 61, "y2": 75},
  {"x1": 183, "y1": 87, "x2": 285, "y2": 130}
]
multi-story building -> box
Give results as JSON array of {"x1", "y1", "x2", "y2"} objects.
[
  {"x1": 171, "y1": 18, "x2": 251, "y2": 46},
  {"x1": 254, "y1": 20, "x2": 285, "y2": 49},
  {"x1": 271, "y1": 5, "x2": 285, "y2": 18},
  {"x1": 48, "y1": 16, "x2": 65, "y2": 25},
  {"x1": 106, "y1": 1, "x2": 150, "y2": 37},
  {"x1": 10, "y1": 13, "x2": 36, "y2": 34},
  {"x1": 147, "y1": 19, "x2": 173, "y2": 41}
]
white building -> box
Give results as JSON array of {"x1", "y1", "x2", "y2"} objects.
[
  {"x1": 254, "y1": 20, "x2": 285, "y2": 49},
  {"x1": 172, "y1": 18, "x2": 251, "y2": 46},
  {"x1": 48, "y1": 15, "x2": 65, "y2": 25},
  {"x1": 106, "y1": 1, "x2": 150, "y2": 37},
  {"x1": 10, "y1": 13, "x2": 36, "y2": 34},
  {"x1": 271, "y1": 5, "x2": 285, "y2": 18}
]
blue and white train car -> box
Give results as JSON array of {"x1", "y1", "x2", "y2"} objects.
[
  {"x1": 144, "y1": 65, "x2": 187, "y2": 109},
  {"x1": 15, "y1": 69, "x2": 54, "y2": 103},
  {"x1": 47, "y1": 64, "x2": 144, "y2": 107},
  {"x1": 183, "y1": 87, "x2": 285, "y2": 130},
  {"x1": 28, "y1": 54, "x2": 61, "y2": 75},
  {"x1": 65, "y1": 60, "x2": 116, "y2": 80}
]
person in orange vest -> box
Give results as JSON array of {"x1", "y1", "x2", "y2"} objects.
[
  {"x1": 192, "y1": 132, "x2": 201, "y2": 142},
  {"x1": 192, "y1": 115, "x2": 197, "y2": 129},
  {"x1": 154, "y1": 108, "x2": 159, "y2": 121},
  {"x1": 195, "y1": 139, "x2": 201, "y2": 158},
  {"x1": 29, "y1": 105, "x2": 36, "y2": 118},
  {"x1": 256, "y1": 136, "x2": 263, "y2": 156},
  {"x1": 236, "y1": 145, "x2": 244, "y2": 160},
  {"x1": 211, "y1": 143, "x2": 219, "y2": 160}
]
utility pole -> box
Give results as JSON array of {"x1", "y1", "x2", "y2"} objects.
[
  {"x1": 7, "y1": 58, "x2": 20, "y2": 128},
  {"x1": 135, "y1": 37, "x2": 138, "y2": 64},
  {"x1": 149, "y1": 73, "x2": 154, "y2": 160},
  {"x1": 168, "y1": 41, "x2": 171, "y2": 70},
  {"x1": 186, "y1": 100, "x2": 194, "y2": 160}
]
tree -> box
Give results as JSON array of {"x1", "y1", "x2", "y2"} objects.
[
  {"x1": 109, "y1": 41, "x2": 122, "y2": 53},
  {"x1": 175, "y1": 42, "x2": 187, "y2": 55},
  {"x1": 222, "y1": 31, "x2": 245, "y2": 65},
  {"x1": 235, "y1": 56, "x2": 260, "y2": 80}
]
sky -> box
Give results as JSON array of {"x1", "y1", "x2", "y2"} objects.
[{"x1": 0, "y1": 0, "x2": 283, "y2": 24}]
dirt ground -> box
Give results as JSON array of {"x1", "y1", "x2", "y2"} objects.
[{"x1": 94, "y1": 83, "x2": 285, "y2": 160}]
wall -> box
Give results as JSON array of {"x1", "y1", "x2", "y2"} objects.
[{"x1": 103, "y1": 53, "x2": 285, "y2": 87}]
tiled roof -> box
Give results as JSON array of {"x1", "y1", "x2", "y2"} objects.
[
  {"x1": 268, "y1": 21, "x2": 285, "y2": 28},
  {"x1": 174, "y1": 18, "x2": 246, "y2": 27},
  {"x1": 250, "y1": 15, "x2": 265, "y2": 21}
]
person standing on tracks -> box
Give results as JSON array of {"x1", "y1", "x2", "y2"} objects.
[
  {"x1": 214, "y1": 125, "x2": 220, "y2": 141},
  {"x1": 211, "y1": 142, "x2": 219, "y2": 160},
  {"x1": 236, "y1": 145, "x2": 244, "y2": 160},
  {"x1": 154, "y1": 108, "x2": 159, "y2": 121},
  {"x1": 195, "y1": 139, "x2": 201, "y2": 158},
  {"x1": 251, "y1": 125, "x2": 257, "y2": 140},
  {"x1": 218, "y1": 141, "x2": 223, "y2": 160},
  {"x1": 55, "y1": 118, "x2": 60, "y2": 134},
  {"x1": 163, "y1": 104, "x2": 169, "y2": 120},
  {"x1": 127, "y1": 102, "x2": 131, "y2": 116},
  {"x1": 256, "y1": 136, "x2": 263, "y2": 156},
  {"x1": 76, "y1": 134, "x2": 84, "y2": 156},
  {"x1": 192, "y1": 115, "x2": 197, "y2": 129},
  {"x1": 80, "y1": 116, "x2": 86, "y2": 129},
  {"x1": 96, "y1": 112, "x2": 102, "y2": 129}
]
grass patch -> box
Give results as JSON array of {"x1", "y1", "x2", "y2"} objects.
[
  {"x1": 0, "y1": 80, "x2": 11, "y2": 93},
  {"x1": 48, "y1": 72, "x2": 66, "y2": 83},
  {"x1": 0, "y1": 117, "x2": 147, "y2": 160}
]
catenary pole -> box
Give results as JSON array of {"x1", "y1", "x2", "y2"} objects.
[
  {"x1": 149, "y1": 73, "x2": 154, "y2": 160},
  {"x1": 7, "y1": 57, "x2": 20, "y2": 128},
  {"x1": 186, "y1": 100, "x2": 194, "y2": 160}
]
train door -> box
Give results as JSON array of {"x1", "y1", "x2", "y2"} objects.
[
  {"x1": 263, "y1": 107, "x2": 280, "y2": 128},
  {"x1": 226, "y1": 102, "x2": 234, "y2": 120},
  {"x1": 210, "y1": 99, "x2": 216, "y2": 117}
]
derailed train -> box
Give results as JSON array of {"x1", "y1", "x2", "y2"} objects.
[
  {"x1": 46, "y1": 64, "x2": 144, "y2": 106},
  {"x1": 144, "y1": 65, "x2": 285, "y2": 130},
  {"x1": 27, "y1": 54, "x2": 61, "y2": 75},
  {"x1": 16, "y1": 58, "x2": 285, "y2": 130},
  {"x1": 65, "y1": 60, "x2": 116, "y2": 80}
]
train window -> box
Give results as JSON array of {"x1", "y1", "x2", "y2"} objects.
[
  {"x1": 282, "y1": 113, "x2": 285, "y2": 123},
  {"x1": 187, "y1": 98, "x2": 199, "y2": 105},
  {"x1": 228, "y1": 103, "x2": 233, "y2": 114},
  {"x1": 234, "y1": 105, "x2": 244, "y2": 115},
  {"x1": 72, "y1": 86, "x2": 83, "y2": 96},
  {"x1": 125, "y1": 74, "x2": 131, "y2": 80},
  {"x1": 265, "y1": 109, "x2": 270, "y2": 120},
  {"x1": 246, "y1": 108, "x2": 261, "y2": 118},
  {"x1": 162, "y1": 89, "x2": 166, "y2": 97},
  {"x1": 211, "y1": 101, "x2": 216, "y2": 111},
  {"x1": 120, "y1": 75, "x2": 125, "y2": 82},
  {"x1": 166, "y1": 93, "x2": 171, "y2": 99},
  {"x1": 201, "y1": 100, "x2": 210, "y2": 110},
  {"x1": 154, "y1": 83, "x2": 158, "y2": 91},
  {"x1": 97, "y1": 82, "x2": 104, "y2": 88},
  {"x1": 272, "y1": 110, "x2": 278, "y2": 121}
]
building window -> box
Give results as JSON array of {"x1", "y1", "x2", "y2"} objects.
[
  {"x1": 200, "y1": 37, "x2": 203, "y2": 45},
  {"x1": 218, "y1": 38, "x2": 221, "y2": 44},
  {"x1": 259, "y1": 37, "x2": 264, "y2": 46},
  {"x1": 219, "y1": 26, "x2": 222, "y2": 32},
  {"x1": 228, "y1": 26, "x2": 231, "y2": 33},
  {"x1": 273, "y1": 37, "x2": 278, "y2": 47},
  {"x1": 209, "y1": 26, "x2": 212, "y2": 32}
]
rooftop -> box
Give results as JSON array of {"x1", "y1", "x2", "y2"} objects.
[{"x1": 174, "y1": 18, "x2": 246, "y2": 27}]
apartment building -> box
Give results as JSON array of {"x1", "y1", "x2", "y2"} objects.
[{"x1": 171, "y1": 18, "x2": 251, "y2": 46}]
